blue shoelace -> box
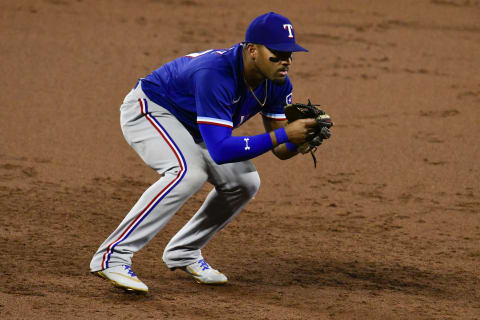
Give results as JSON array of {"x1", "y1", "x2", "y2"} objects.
[
  {"x1": 197, "y1": 259, "x2": 210, "y2": 271},
  {"x1": 124, "y1": 265, "x2": 137, "y2": 277}
]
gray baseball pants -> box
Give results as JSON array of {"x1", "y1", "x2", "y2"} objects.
[{"x1": 90, "y1": 83, "x2": 260, "y2": 272}]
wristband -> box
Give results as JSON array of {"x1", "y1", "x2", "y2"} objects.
[
  {"x1": 274, "y1": 127, "x2": 289, "y2": 145},
  {"x1": 285, "y1": 142, "x2": 298, "y2": 152}
]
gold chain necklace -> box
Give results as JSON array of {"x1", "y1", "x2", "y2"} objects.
[{"x1": 245, "y1": 79, "x2": 268, "y2": 107}]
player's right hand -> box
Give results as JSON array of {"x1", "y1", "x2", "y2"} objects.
[{"x1": 284, "y1": 118, "x2": 317, "y2": 145}]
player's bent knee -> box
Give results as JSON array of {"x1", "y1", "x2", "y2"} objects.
[
  {"x1": 219, "y1": 171, "x2": 260, "y2": 198},
  {"x1": 241, "y1": 171, "x2": 260, "y2": 197}
]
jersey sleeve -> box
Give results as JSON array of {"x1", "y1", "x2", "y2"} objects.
[
  {"x1": 193, "y1": 68, "x2": 235, "y2": 128},
  {"x1": 260, "y1": 78, "x2": 293, "y2": 121}
]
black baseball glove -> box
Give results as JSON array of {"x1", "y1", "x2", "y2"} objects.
[{"x1": 284, "y1": 100, "x2": 333, "y2": 167}]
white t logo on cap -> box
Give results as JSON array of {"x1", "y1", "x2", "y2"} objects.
[{"x1": 283, "y1": 24, "x2": 294, "y2": 38}]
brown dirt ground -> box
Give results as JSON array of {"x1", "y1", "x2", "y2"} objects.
[{"x1": 1, "y1": 0, "x2": 479, "y2": 319}]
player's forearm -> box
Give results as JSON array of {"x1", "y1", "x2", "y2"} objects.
[
  {"x1": 208, "y1": 133, "x2": 273, "y2": 164},
  {"x1": 269, "y1": 130, "x2": 298, "y2": 159},
  {"x1": 199, "y1": 123, "x2": 289, "y2": 164},
  {"x1": 272, "y1": 143, "x2": 298, "y2": 160}
]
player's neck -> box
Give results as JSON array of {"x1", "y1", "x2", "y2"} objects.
[{"x1": 242, "y1": 47, "x2": 266, "y2": 90}]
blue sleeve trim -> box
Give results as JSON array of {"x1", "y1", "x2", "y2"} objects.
[
  {"x1": 197, "y1": 116, "x2": 233, "y2": 128},
  {"x1": 199, "y1": 123, "x2": 273, "y2": 164}
]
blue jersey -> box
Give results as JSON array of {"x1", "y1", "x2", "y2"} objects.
[{"x1": 141, "y1": 43, "x2": 293, "y2": 142}]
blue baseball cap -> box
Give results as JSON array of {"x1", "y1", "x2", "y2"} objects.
[{"x1": 245, "y1": 12, "x2": 308, "y2": 52}]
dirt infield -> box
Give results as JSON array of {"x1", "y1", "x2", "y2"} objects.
[{"x1": 1, "y1": 0, "x2": 479, "y2": 319}]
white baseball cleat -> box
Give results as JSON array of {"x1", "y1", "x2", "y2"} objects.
[
  {"x1": 95, "y1": 265, "x2": 148, "y2": 293},
  {"x1": 181, "y1": 259, "x2": 228, "y2": 285}
]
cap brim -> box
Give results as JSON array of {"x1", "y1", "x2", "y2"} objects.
[{"x1": 266, "y1": 42, "x2": 308, "y2": 52}]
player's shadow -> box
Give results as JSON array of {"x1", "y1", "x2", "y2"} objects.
[{"x1": 233, "y1": 256, "x2": 473, "y2": 299}]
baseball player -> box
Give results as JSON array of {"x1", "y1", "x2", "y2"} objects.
[{"x1": 90, "y1": 12, "x2": 322, "y2": 293}]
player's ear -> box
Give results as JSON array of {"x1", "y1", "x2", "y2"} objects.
[
  {"x1": 246, "y1": 43, "x2": 257, "y2": 60},
  {"x1": 252, "y1": 45, "x2": 260, "y2": 61}
]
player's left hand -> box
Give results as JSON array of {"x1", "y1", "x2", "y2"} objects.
[{"x1": 284, "y1": 100, "x2": 333, "y2": 166}]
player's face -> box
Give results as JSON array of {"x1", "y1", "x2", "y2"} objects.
[{"x1": 256, "y1": 45, "x2": 292, "y2": 84}]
